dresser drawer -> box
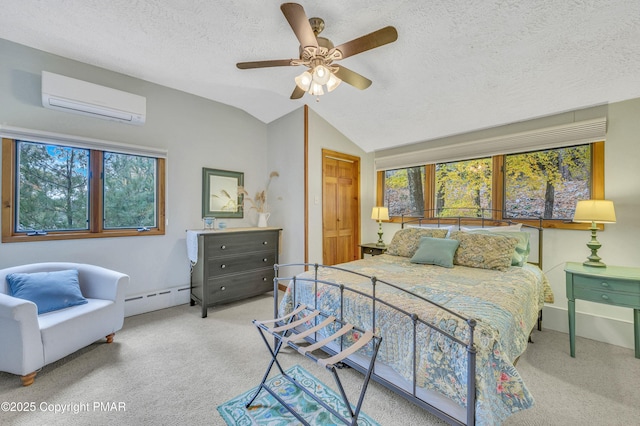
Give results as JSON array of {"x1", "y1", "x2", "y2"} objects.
[
  {"x1": 572, "y1": 274, "x2": 640, "y2": 294},
  {"x1": 204, "y1": 231, "x2": 278, "y2": 256},
  {"x1": 207, "y1": 269, "x2": 275, "y2": 304},
  {"x1": 207, "y1": 252, "x2": 277, "y2": 276},
  {"x1": 572, "y1": 286, "x2": 640, "y2": 308}
]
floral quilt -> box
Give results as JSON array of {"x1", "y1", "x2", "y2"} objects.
[{"x1": 279, "y1": 254, "x2": 554, "y2": 425}]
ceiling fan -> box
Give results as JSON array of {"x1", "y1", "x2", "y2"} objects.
[{"x1": 236, "y1": 2, "x2": 398, "y2": 100}]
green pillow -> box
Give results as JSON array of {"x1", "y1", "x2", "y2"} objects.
[
  {"x1": 410, "y1": 237, "x2": 460, "y2": 268},
  {"x1": 386, "y1": 228, "x2": 449, "y2": 257},
  {"x1": 450, "y1": 231, "x2": 519, "y2": 271},
  {"x1": 464, "y1": 229, "x2": 530, "y2": 266}
]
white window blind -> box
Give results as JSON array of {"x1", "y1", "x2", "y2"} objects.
[
  {"x1": 0, "y1": 125, "x2": 167, "y2": 158},
  {"x1": 374, "y1": 117, "x2": 606, "y2": 171}
]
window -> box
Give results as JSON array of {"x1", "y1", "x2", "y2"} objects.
[
  {"x1": 504, "y1": 145, "x2": 591, "y2": 219},
  {"x1": 2, "y1": 138, "x2": 165, "y2": 242},
  {"x1": 378, "y1": 142, "x2": 604, "y2": 229},
  {"x1": 435, "y1": 158, "x2": 492, "y2": 217},
  {"x1": 103, "y1": 152, "x2": 157, "y2": 229},
  {"x1": 384, "y1": 166, "x2": 425, "y2": 217},
  {"x1": 16, "y1": 141, "x2": 90, "y2": 232}
]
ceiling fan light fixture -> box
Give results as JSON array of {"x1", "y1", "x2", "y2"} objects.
[
  {"x1": 237, "y1": 4, "x2": 398, "y2": 101},
  {"x1": 308, "y1": 81, "x2": 324, "y2": 96},
  {"x1": 326, "y1": 73, "x2": 342, "y2": 92},
  {"x1": 312, "y1": 64, "x2": 331, "y2": 85},
  {"x1": 295, "y1": 70, "x2": 312, "y2": 91}
]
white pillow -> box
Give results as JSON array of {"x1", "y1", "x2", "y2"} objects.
[{"x1": 461, "y1": 223, "x2": 522, "y2": 232}]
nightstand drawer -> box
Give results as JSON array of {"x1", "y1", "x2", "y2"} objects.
[
  {"x1": 359, "y1": 243, "x2": 387, "y2": 259},
  {"x1": 573, "y1": 286, "x2": 640, "y2": 307},
  {"x1": 363, "y1": 247, "x2": 384, "y2": 255},
  {"x1": 573, "y1": 275, "x2": 639, "y2": 294}
]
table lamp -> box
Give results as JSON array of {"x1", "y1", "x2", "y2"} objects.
[
  {"x1": 572, "y1": 199, "x2": 616, "y2": 267},
  {"x1": 371, "y1": 207, "x2": 389, "y2": 247}
]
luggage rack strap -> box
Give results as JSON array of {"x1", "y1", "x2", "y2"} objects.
[
  {"x1": 317, "y1": 330, "x2": 374, "y2": 368},
  {"x1": 247, "y1": 304, "x2": 382, "y2": 426}
]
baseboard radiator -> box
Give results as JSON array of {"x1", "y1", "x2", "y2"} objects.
[{"x1": 124, "y1": 285, "x2": 190, "y2": 317}]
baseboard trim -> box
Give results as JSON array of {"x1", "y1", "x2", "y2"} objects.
[
  {"x1": 542, "y1": 305, "x2": 634, "y2": 350},
  {"x1": 124, "y1": 285, "x2": 190, "y2": 317}
]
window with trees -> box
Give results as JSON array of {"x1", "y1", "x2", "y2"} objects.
[
  {"x1": 435, "y1": 158, "x2": 492, "y2": 217},
  {"x1": 2, "y1": 138, "x2": 165, "y2": 242},
  {"x1": 384, "y1": 166, "x2": 425, "y2": 217},
  {"x1": 379, "y1": 142, "x2": 603, "y2": 228},
  {"x1": 504, "y1": 145, "x2": 590, "y2": 219}
]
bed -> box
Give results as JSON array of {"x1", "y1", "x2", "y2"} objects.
[{"x1": 273, "y1": 214, "x2": 554, "y2": 425}]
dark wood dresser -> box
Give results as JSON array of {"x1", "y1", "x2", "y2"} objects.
[{"x1": 190, "y1": 227, "x2": 281, "y2": 317}]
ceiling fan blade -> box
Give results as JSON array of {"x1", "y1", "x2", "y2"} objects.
[
  {"x1": 236, "y1": 59, "x2": 295, "y2": 69},
  {"x1": 290, "y1": 85, "x2": 305, "y2": 99},
  {"x1": 334, "y1": 26, "x2": 398, "y2": 60},
  {"x1": 334, "y1": 66, "x2": 372, "y2": 90},
  {"x1": 280, "y1": 3, "x2": 318, "y2": 49}
]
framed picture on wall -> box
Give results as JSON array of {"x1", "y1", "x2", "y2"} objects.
[{"x1": 202, "y1": 168, "x2": 244, "y2": 218}]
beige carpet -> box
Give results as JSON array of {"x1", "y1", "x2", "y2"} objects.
[{"x1": 1, "y1": 293, "x2": 638, "y2": 425}]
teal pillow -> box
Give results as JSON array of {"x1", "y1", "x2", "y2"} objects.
[
  {"x1": 410, "y1": 237, "x2": 460, "y2": 268},
  {"x1": 6, "y1": 269, "x2": 88, "y2": 314}
]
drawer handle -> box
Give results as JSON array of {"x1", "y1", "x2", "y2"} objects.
[
  {"x1": 600, "y1": 282, "x2": 610, "y2": 288},
  {"x1": 221, "y1": 264, "x2": 226, "y2": 269},
  {"x1": 263, "y1": 277, "x2": 268, "y2": 281},
  {"x1": 220, "y1": 286, "x2": 226, "y2": 291},
  {"x1": 263, "y1": 258, "x2": 268, "y2": 262},
  {"x1": 220, "y1": 245, "x2": 226, "y2": 250},
  {"x1": 263, "y1": 241, "x2": 268, "y2": 245},
  {"x1": 601, "y1": 294, "x2": 610, "y2": 300}
]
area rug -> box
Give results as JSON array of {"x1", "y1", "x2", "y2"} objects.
[{"x1": 217, "y1": 364, "x2": 379, "y2": 425}]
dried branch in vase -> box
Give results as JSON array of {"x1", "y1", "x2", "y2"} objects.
[{"x1": 239, "y1": 171, "x2": 279, "y2": 213}]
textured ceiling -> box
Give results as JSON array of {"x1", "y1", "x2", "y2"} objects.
[{"x1": 1, "y1": 1, "x2": 640, "y2": 153}]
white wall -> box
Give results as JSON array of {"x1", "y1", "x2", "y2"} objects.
[
  {"x1": 375, "y1": 99, "x2": 640, "y2": 350},
  {"x1": 266, "y1": 108, "x2": 305, "y2": 278},
  {"x1": 0, "y1": 39, "x2": 269, "y2": 301}
]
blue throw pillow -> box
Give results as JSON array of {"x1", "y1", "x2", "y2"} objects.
[
  {"x1": 6, "y1": 269, "x2": 88, "y2": 314},
  {"x1": 410, "y1": 237, "x2": 460, "y2": 268}
]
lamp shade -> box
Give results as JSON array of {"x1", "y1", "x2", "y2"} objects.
[
  {"x1": 326, "y1": 73, "x2": 342, "y2": 92},
  {"x1": 312, "y1": 65, "x2": 331, "y2": 85},
  {"x1": 573, "y1": 200, "x2": 616, "y2": 223},
  {"x1": 371, "y1": 207, "x2": 389, "y2": 221},
  {"x1": 295, "y1": 71, "x2": 312, "y2": 91}
]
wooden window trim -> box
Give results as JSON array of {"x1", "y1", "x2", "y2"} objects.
[
  {"x1": 378, "y1": 141, "x2": 604, "y2": 230},
  {"x1": 2, "y1": 138, "x2": 165, "y2": 243}
]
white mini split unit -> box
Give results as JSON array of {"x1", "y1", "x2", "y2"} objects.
[{"x1": 41, "y1": 71, "x2": 146, "y2": 125}]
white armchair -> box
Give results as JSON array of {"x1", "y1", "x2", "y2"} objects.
[{"x1": 0, "y1": 262, "x2": 128, "y2": 386}]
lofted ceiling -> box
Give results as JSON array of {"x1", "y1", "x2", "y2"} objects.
[{"x1": 1, "y1": 1, "x2": 640, "y2": 153}]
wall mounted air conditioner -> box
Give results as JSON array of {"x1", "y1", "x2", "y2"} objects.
[{"x1": 41, "y1": 71, "x2": 146, "y2": 125}]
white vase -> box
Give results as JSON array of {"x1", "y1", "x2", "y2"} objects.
[{"x1": 257, "y1": 212, "x2": 270, "y2": 228}]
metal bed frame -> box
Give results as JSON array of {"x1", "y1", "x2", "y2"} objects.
[
  {"x1": 273, "y1": 263, "x2": 479, "y2": 425},
  {"x1": 271, "y1": 212, "x2": 545, "y2": 425}
]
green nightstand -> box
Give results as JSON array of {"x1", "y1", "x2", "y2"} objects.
[
  {"x1": 565, "y1": 262, "x2": 640, "y2": 359},
  {"x1": 360, "y1": 243, "x2": 387, "y2": 259}
]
